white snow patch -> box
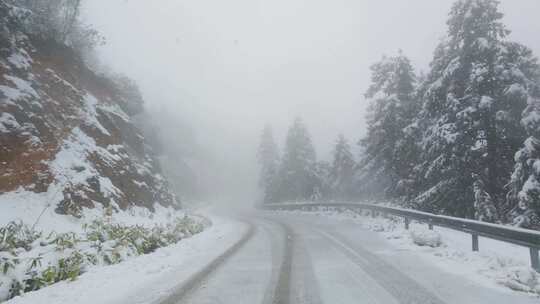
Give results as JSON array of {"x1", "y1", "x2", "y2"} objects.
[
  {"x1": 522, "y1": 108, "x2": 540, "y2": 130},
  {"x1": 49, "y1": 127, "x2": 121, "y2": 198},
  {"x1": 506, "y1": 84, "x2": 526, "y2": 96},
  {"x1": 45, "y1": 68, "x2": 78, "y2": 93},
  {"x1": 0, "y1": 188, "x2": 82, "y2": 233},
  {"x1": 479, "y1": 95, "x2": 493, "y2": 109},
  {"x1": 82, "y1": 93, "x2": 111, "y2": 136},
  {"x1": 0, "y1": 185, "x2": 189, "y2": 235},
  {"x1": 476, "y1": 37, "x2": 489, "y2": 49},
  {"x1": 51, "y1": 128, "x2": 99, "y2": 184},
  {"x1": 0, "y1": 112, "x2": 21, "y2": 133},
  {"x1": 0, "y1": 85, "x2": 24, "y2": 103},
  {"x1": 99, "y1": 103, "x2": 130, "y2": 123},
  {"x1": 7, "y1": 51, "x2": 32, "y2": 70},
  {"x1": 410, "y1": 227, "x2": 443, "y2": 247},
  {"x1": 4, "y1": 75, "x2": 38, "y2": 97},
  {"x1": 133, "y1": 180, "x2": 148, "y2": 188}
]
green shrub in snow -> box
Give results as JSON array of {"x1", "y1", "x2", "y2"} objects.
[
  {"x1": 0, "y1": 215, "x2": 207, "y2": 302},
  {"x1": 0, "y1": 222, "x2": 42, "y2": 253}
]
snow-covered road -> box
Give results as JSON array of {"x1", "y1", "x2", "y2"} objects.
[
  {"x1": 171, "y1": 211, "x2": 538, "y2": 304},
  {"x1": 6, "y1": 211, "x2": 538, "y2": 304}
]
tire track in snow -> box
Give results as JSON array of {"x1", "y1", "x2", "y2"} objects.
[
  {"x1": 255, "y1": 217, "x2": 293, "y2": 304},
  {"x1": 157, "y1": 220, "x2": 255, "y2": 304},
  {"x1": 259, "y1": 217, "x2": 323, "y2": 304},
  {"x1": 272, "y1": 222, "x2": 293, "y2": 304},
  {"x1": 289, "y1": 230, "x2": 323, "y2": 304},
  {"x1": 316, "y1": 228, "x2": 446, "y2": 304}
]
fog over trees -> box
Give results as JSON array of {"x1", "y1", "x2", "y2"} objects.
[
  {"x1": 71, "y1": 0, "x2": 540, "y2": 229},
  {"x1": 259, "y1": 0, "x2": 540, "y2": 230}
]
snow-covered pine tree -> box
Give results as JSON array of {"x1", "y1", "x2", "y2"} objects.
[
  {"x1": 357, "y1": 51, "x2": 417, "y2": 199},
  {"x1": 472, "y1": 173, "x2": 499, "y2": 222},
  {"x1": 414, "y1": 0, "x2": 539, "y2": 218},
  {"x1": 276, "y1": 118, "x2": 318, "y2": 202},
  {"x1": 313, "y1": 161, "x2": 332, "y2": 201},
  {"x1": 257, "y1": 125, "x2": 280, "y2": 203},
  {"x1": 330, "y1": 134, "x2": 356, "y2": 200},
  {"x1": 507, "y1": 80, "x2": 540, "y2": 229}
]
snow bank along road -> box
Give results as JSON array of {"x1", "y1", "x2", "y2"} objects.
[{"x1": 167, "y1": 212, "x2": 538, "y2": 304}]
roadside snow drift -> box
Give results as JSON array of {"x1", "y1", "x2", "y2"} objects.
[{"x1": 277, "y1": 207, "x2": 540, "y2": 296}]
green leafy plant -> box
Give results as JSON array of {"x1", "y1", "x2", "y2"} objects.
[
  {"x1": 0, "y1": 221, "x2": 41, "y2": 253},
  {"x1": 49, "y1": 232, "x2": 80, "y2": 251},
  {"x1": 0, "y1": 214, "x2": 207, "y2": 302}
]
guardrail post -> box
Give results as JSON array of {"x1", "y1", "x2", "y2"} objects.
[
  {"x1": 428, "y1": 223, "x2": 433, "y2": 230},
  {"x1": 404, "y1": 218, "x2": 410, "y2": 230},
  {"x1": 472, "y1": 234, "x2": 479, "y2": 251},
  {"x1": 530, "y1": 248, "x2": 540, "y2": 272}
]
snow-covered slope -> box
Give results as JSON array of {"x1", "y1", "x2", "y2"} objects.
[
  {"x1": 0, "y1": 2, "x2": 178, "y2": 218},
  {"x1": 4, "y1": 216, "x2": 247, "y2": 304}
]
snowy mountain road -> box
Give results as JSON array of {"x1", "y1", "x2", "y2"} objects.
[
  {"x1": 157, "y1": 220, "x2": 256, "y2": 304},
  {"x1": 170, "y1": 212, "x2": 538, "y2": 304}
]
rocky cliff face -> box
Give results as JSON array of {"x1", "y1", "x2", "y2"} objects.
[{"x1": 0, "y1": 3, "x2": 179, "y2": 214}]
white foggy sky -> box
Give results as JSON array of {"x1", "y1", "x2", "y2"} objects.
[{"x1": 82, "y1": 0, "x2": 540, "y2": 200}]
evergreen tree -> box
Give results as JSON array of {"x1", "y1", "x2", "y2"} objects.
[
  {"x1": 413, "y1": 0, "x2": 538, "y2": 218},
  {"x1": 257, "y1": 125, "x2": 280, "y2": 203},
  {"x1": 313, "y1": 161, "x2": 332, "y2": 201},
  {"x1": 507, "y1": 83, "x2": 540, "y2": 229},
  {"x1": 330, "y1": 134, "x2": 356, "y2": 200},
  {"x1": 472, "y1": 173, "x2": 498, "y2": 222},
  {"x1": 277, "y1": 118, "x2": 317, "y2": 202},
  {"x1": 358, "y1": 51, "x2": 417, "y2": 199}
]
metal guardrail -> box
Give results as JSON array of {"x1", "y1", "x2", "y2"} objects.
[{"x1": 261, "y1": 202, "x2": 540, "y2": 272}]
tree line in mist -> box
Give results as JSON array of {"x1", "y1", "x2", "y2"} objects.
[
  {"x1": 257, "y1": 0, "x2": 540, "y2": 230},
  {"x1": 5, "y1": 0, "x2": 105, "y2": 54}
]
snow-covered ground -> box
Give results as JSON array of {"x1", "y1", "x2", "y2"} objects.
[
  {"x1": 0, "y1": 189, "x2": 247, "y2": 302},
  {"x1": 4, "y1": 215, "x2": 248, "y2": 304},
  {"x1": 0, "y1": 189, "x2": 177, "y2": 235},
  {"x1": 278, "y1": 208, "x2": 540, "y2": 296}
]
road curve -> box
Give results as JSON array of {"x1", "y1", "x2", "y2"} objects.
[
  {"x1": 157, "y1": 220, "x2": 256, "y2": 304},
  {"x1": 167, "y1": 211, "x2": 538, "y2": 304}
]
